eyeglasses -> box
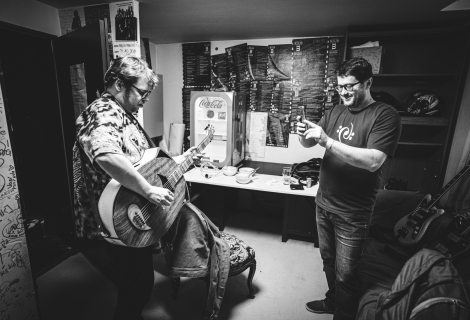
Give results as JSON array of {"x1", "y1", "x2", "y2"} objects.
[
  {"x1": 334, "y1": 81, "x2": 364, "y2": 92},
  {"x1": 131, "y1": 84, "x2": 151, "y2": 100}
]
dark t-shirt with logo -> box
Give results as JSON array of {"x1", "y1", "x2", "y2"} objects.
[{"x1": 315, "y1": 102, "x2": 401, "y2": 216}]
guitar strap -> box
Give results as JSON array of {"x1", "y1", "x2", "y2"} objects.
[{"x1": 124, "y1": 111, "x2": 157, "y2": 148}]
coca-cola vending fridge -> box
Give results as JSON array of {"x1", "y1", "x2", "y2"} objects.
[{"x1": 190, "y1": 91, "x2": 246, "y2": 168}]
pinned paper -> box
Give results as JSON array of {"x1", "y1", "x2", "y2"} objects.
[{"x1": 168, "y1": 123, "x2": 185, "y2": 155}]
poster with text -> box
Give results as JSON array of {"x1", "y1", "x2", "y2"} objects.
[
  {"x1": 245, "y1": 112, "x2": 268, "y2": 159},
  {"x1": 109, "y1": 0, "x2": 141, "y2": 59}
]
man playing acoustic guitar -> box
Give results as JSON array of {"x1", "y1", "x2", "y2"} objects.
[{"x1": 73, "y1": 56, "x2": 196, "y2": 320}]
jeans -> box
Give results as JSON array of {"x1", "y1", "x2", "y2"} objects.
[
  {"x1": 103, "y1": 241, "x2": 154, "y2": 320},
  {"x1": 316, "y1": 205, "x2": 371, "y2": 320}
]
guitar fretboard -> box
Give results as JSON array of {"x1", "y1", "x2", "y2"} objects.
[
  {"x1": 426, "y1": 164, "x2": 470, "y2": 209},
  {"x1": 164, "y1": 128, "x2": 214, "y2": 188}
]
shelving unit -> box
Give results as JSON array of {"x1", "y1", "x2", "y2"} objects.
[{"x1": 346, "y1": 23, "x2": 470, "y2": 194}]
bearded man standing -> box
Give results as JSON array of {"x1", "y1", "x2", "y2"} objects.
[{"x1": 296, "y1": 58, "x2": 402, "y2": 320}]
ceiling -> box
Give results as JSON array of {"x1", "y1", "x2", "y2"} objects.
[{"x1": 37, "y1": 0, "x2": 470, "y2": 44}]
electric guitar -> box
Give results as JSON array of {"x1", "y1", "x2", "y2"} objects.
[
  {"x1": 427, "y1": 215, "x2": 470, "y2": 264},
  {"x1": 98, "y1": 125, "x2": 214, "y2": 247},
  {"x1": 394, "y1": 164, "x2": 470, "y2": 246}
]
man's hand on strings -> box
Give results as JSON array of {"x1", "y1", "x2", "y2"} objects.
[
  {"x1": 145, "y1": 186, "x2": 174, "y2": 207},
  {"x1": 173, "y1": 146, "x2": 198, "y2": 165}
]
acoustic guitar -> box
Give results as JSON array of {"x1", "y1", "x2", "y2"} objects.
[
  {"x1": 394, "y1": 164, "x2": 470, "y2": 246},
  {"x1": 98, "y1": 125, "x2": 214, "y2": 247}
]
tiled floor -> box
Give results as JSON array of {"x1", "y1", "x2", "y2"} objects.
[{"x1": 36, "y1": 211, "x2": 331, "y2": 320}]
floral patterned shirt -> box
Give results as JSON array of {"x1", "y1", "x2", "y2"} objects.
[{"x1": 73, "y1": 93, "x2": 150, "y2": 239}]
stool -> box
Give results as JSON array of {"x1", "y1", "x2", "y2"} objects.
[{"x1": 171, "y1": 231, "x2": 256, "y2": 299}]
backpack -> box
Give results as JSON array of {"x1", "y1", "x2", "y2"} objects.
[
  {"x1": 375, "y1": 249, "x2": 470, "y2": 320},
  {"x1": 291, "y1": 158, "x2": 321, "y2": 183}
]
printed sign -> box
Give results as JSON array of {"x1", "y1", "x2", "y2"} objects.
[{"x1": 109, "y1": 1, "x2": 141, "y2": 59}]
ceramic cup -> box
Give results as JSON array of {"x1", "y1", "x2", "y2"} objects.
[
  {"x1": 222, "y1": 166, "x2": 238, "y2": 176},
  {"x1": 235, "y1": 173, "x2": 252, "y2": 184},
  {"x1": 239, "y1": 167, "x2": 256, "y2": 176}
]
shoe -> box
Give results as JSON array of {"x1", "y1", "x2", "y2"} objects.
[{"x1": 305, "y1": 300, "x2": 335, "y2": 314}]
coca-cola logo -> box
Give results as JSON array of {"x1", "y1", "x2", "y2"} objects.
[{"x1": 198, "y1": 98, "x2": 225, "y2": 109}]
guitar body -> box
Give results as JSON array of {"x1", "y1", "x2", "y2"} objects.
[
  {"x1": 98, "y1": 148, "x2": 186, "y2": 247},
  {"x1": 394, "y1": 194, "x2": 445, "y2": 246},
  {"x1": 394, "y1": 164, "x2": 470, "y2": 247}
]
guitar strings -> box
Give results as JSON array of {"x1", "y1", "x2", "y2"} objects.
[{"x1": 138, "y1": 132, "x2": 213, "y2": 222}]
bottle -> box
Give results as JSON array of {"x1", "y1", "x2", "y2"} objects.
[
  {"x1": 299, "y1": 105, "x2": 306, "y2": 123},
  {"x1": 306, "y1": 177, "x2": 312, "y2": 188}
]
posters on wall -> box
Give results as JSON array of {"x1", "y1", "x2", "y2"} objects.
[
  {"x1": 211, "y1": 53, "x2": 230, "y2": 91},
  {"x1": 182, "y1": 37, "x2": 344, "y2": 149},
  {"x1": 59, "y1": 1, "x2": 141, "y2": 61},
  {"x1": 0, "y1": 85, "x2": 39, "y2": 320},
  {"x1": 59, "y1": 4, "x2": 111, "y2": 36},
  {"x1": 58, "y1": 7, "x2": 85, "y2": 35},
  {"x1": 266, "y1": 44, "x2": 293, "y2": 147},
  {"x1": 59, "y1": 1, "x2": 142, "y2": 123},
  {"x1": 109, "y1": 1, "x2": 141, "y2": 59},
  {"x1": 183, "y1": 42, "x2": 211, "y2": 88},
  {"x1": 246, "y1": 112, "x2": 268, "y2": 159},
  {"x1": 247, "y1": 45, "x2": 268, "y2": 81},
  {"x1": 291, "y1": 37, "x2": 345, "y2": 133},
  {"x1": 181, "y1": 42, "x2": 212, "y2": 151}
]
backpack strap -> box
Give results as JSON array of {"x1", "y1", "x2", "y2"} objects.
[{"x1": 123, "y1": 111, "x2": 157, "y2": 148}]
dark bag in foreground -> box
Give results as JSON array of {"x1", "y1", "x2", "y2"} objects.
[{"x1": 375, "y1": 249, "x2": 470, "y2": 320}]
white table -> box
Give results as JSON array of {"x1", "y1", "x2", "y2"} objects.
[{"x1": 184, "y1": 167, "x2": 319, "y2": 243}]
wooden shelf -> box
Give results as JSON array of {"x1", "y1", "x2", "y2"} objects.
[
  {"x1": 347, "y1": 23, "x2": 470, "y2": 194},
  {"x1": 400, "y1": 117, "x2": 448, "y2": 126}
]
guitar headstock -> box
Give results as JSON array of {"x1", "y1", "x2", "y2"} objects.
[{"x1": 204, "y1": 125, "x2": 215, "y2": 141}]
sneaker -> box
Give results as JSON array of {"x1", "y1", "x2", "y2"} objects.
[{"x1": 305, "y1": 300, "x2": 335, "y2": 314}]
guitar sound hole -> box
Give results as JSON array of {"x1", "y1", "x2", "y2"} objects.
[{"x1": 128, "y1": 204, "x2": 152, "y2": 231}]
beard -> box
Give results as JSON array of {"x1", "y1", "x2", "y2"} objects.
[
  {"x1": 340, "y1": 92, "x2": 357, "y2": 108},
  {"x1": 123, "y1": 88, "x2": 140, "y2": 113}
]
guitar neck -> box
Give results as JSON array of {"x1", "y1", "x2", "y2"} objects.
[
  {"x1": 166, "y1": 132, "x2": 213, "y2": 187},
  {"x1": 426, "y1": 164, "x2": 470, "y2": 209}
]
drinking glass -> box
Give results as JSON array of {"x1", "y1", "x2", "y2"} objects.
[{"x1": 282, "y1": 167, "x2": 292, "y2": 185}]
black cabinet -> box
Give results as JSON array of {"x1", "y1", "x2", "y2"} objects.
[{"x1": 346, "y1": 23, "x2": 470, "y2": 194}]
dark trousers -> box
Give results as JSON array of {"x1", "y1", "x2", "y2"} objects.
[
  {"x1": 103, "y1": 241, "x2": 154, "y2": 320},
  {"x1": 316, "y1": 205, "x2": 371, "y2": 320}
]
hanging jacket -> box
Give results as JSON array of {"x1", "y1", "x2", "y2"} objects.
[{"x1": 162, "y1": 202, "x2": 230, "y2": 320}]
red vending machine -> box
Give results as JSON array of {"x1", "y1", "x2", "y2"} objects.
[{"x1": 190, "y1": 91, "x2": 246, "y2": 168}]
